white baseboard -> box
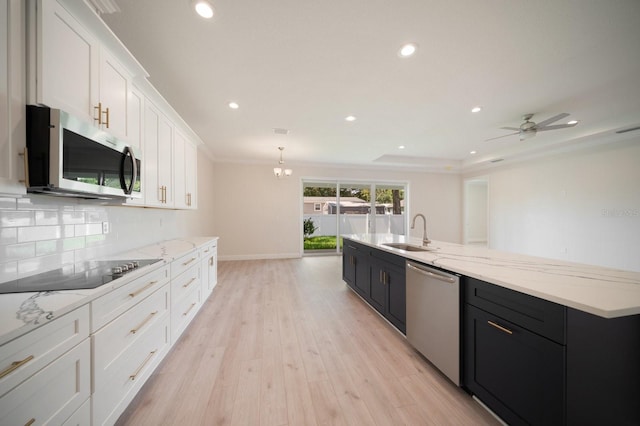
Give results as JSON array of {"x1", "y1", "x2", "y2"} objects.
[{"x1": 219, "y1": 253, "x2": 301, "y2": 261}]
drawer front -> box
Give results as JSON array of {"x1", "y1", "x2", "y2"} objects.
[
  {"x1": 171, "y1": 249, "x2": 199, "y2": 279},
  {"x1": 91, "y1": 264, "x2": 170, "y2": 332},
  {"x1": 0, "y1": 339, "x2": 90, "y2": 426},
  {"x1": 62, "y1": 397, "x2": 90, "y2": 426},
  {"x1": 171, "y1": 284, "x2": 201, "y2": 344},
  {"x1": 92, "y1": 315, "x2": 170, "y2": 426},
  {"x1": 0, "y1": 305, "x2": 89, "y2": 398},
  {"x1": 171, "y1": 263, "x2": 201, "y2": 302},
  {"x1": 200, "y1": 240, "x2": 217, "y2": 257},
  {"x1": 465, "y1": 277, "x2": 566, "y2": 344},
  {"x1": 93, "y1": 283, "x2": 169, "y2": 371}
]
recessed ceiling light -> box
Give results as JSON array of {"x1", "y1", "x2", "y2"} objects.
[
  {"x1": 193, "y1": 0, "x2": 214, "y2": 19},
  {"x1": 228, "y1": 101, "x2": 239, "y2": 109},
  {"x1": 471, "y1": 106, "x2": 482, "y2": 113},
  {"x1": 398, "y1": 145, "x2": 405, "y2": 150},
  {"x1": 567, "y1": 120, "x2": 578, "y2": 125},
  {"x1": 398, "y1": 43, "x2": 418, "y2": 58},
  {"x1": 470, "y1": 150, "x2": 477, "y2": 155},
  {"x1": 345, "y1": 115, "x2": 357, "y2": 122}
]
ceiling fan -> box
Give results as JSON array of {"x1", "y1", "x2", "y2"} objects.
[{"x1": 486, "y1": 113, "x2": 578, "y2": 141}]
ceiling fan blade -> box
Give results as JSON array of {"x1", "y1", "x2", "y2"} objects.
[
  {"x1": 535, "y1": 113, "x2": 570, "y2": 128},
  {"x1": 485, "y1": 131, "x2": 519, "y2": 141},
  {"x1": 536, "y1": 123, "x2": 578, "y2": 132},
  {"x1": 500, "y1": 126, "x2": 521, "y2": 131}
]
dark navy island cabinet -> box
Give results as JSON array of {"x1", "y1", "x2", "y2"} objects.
[{"x1": 463, "y1": 276, "x2": 640, "y2": 426}]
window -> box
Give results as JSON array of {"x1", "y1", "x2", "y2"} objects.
[{"x1": 302, "y1": 179, "x2": 407, "y2": 254}]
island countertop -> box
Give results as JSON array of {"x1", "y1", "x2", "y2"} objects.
[{"x1": 344, "y1": 234, "x2": 640, "y2": 319}]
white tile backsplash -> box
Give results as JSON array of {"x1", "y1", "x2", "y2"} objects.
[
  {"x1": 0, "y1": 194, "x2": 180, "y2": 283},
  {"x1": 0, "y1": 211, "x2": 35, "y2": 227},
  {"x1": 0, "y1": 228, "x2": 17, "y2": 245}
]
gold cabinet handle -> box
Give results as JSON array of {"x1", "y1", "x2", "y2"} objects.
[
  {"x1": 183, "y1": 302, "x2": 197, "y2": 316},
  {"x1": 18, "y1": 148, "x2": 30, "y2": 187},
  {"x1": 130, "y1": 311, "x2": 158, "y2": 334},
  {"x1": 94, "y1": 102, "x2": 103, "y2": 125},
  {"x1": 182, "y1": 277, "x2": 196, "y2": 288},
  {"x1": 129, "y1": 280, "x2": 158, "y2": 298},
  {"x1": 25, "y1": 419, "x2": 35, "y2": 426},
  {"x1": 163, "y1": 186, "x2": 167, "y2": 203},
  {"x1": 130, "y1": 350, "x2": 157, "y2": 380},
  {"x1": 182, "y1": 257, "x2": 196, "y2": 266},
  {"x1": 209, "y1": 257, "x2": 214, "y2": 266},
  {"x1": 103, "y1": 106, "x2": 110, "y2": 128},
  {"x1": 487, "y1": 320, "x2": 513, "y2": 335},
  {"x1": 0, "y1": 355, "x2": 34, "y2": 379}
]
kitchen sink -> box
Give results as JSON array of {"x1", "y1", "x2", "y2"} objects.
[{"x1": 382, "y1": 243, "x2": 436, "y2": 252}]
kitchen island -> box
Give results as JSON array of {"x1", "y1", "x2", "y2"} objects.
[
  {"x1": 344, "y1": 233, "x2": 640, "y2": 318},
  {"x1": 343, "y1": 234, "x2": 640, "y2": 426}
]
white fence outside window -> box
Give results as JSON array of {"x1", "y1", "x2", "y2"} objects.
[{"x1": 304, "y1": 214, "x2": 405, "y2": 237}]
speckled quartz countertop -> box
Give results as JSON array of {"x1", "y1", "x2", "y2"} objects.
[
  {"x1": 0, "y1": 237, "x2": 218, "y2": 346},
  {"x1": 345, "y1": 234, "x2": 640, "y2": 319}
]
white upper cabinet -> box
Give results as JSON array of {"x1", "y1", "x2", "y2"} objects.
[
  {"x1": 174, "y1": 130, "x2": 198, "y2": 210},
  {"x1": 173, "y1": 129, "x2": 187, "y2": 209},
  {"x1": 36, "y1": 0, "x2": 100, "y2": 124},
  {"x1": 25, "y1": 0, "x2": 202, "y2": 208},
  {"x1": 0, "y1": 0, "x2": 27, "y2": 195},
  {"x1": 125, "y1": 85, "x2": 145, "y2": 206},
  {"x1": 97, "y1": 48, "x2": 130, "y2": 139},
  {"x1": 144, "y1": 100, "x2": 174, "y2": 208},
  {"x1": 185, "y1": 138, "x2": 198, "y2": 209},
  {"x1": 35, "y1": 0, "x2": 132, "y2": 140}
]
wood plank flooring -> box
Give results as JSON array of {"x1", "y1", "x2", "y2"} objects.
[{"x1": 116, "y1": 257, "x2": 500, "y2": 426}]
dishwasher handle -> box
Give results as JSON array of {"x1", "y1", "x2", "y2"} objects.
[{"x1": 407, "y1": 262, "x2": 456, "y2": 283}]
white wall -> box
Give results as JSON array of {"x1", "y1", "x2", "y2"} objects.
[
  {"x1": 210, "y1": 162, "x2": 462, "y2": 260},
  {"x1": 469, "y1": 139, "x2": 640, "y2": 272}
]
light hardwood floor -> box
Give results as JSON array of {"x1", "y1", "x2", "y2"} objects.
[{"x1": 116, "y1": 257, "x2": 500, "y2": 426}]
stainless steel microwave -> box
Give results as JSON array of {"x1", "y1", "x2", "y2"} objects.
[{"x1": 25, "y1": 105, "x2": 141, "y2": 199}]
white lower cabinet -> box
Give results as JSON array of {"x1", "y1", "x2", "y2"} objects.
[
  {"x1": 200, "y1": 240, "x2": 218, "y2": 302},
  {"x1": 0, "y1": 305, "x2": 89, "y2": 397},
  {"x1": 91, "y1": 281, "x2": 170, "y2": 426},
  {"x1": 170, "y1": 253, "x2": 201, "y2": 344},
  {"x1": 0, "y1": 239, "x2": 218, "y2": 426},
  {"x1": 62, "y1": 397, "x2": 90, "y2": 426},
  {"x1": 0, "y1": 338, "x2": 90, "y2": 425}
]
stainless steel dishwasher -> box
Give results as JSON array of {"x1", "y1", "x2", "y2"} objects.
[{"x1": 406, "y1": 261, "x2": 460, "y2": 385}]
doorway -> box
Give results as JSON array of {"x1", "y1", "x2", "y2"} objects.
[
  {"x1": 302, "y1": 179, "x2": 407, "y2": 254},
  {"x1": 463, "y1": 178, "x2": 488, "y2": 246}
]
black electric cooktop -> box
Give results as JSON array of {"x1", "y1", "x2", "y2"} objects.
[{"x1": 0, "y1": 259, "x2": 163, "y2": 295}]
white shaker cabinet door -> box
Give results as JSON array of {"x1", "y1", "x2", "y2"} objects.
[
  {"x1": 185, "y1": 138, "x2": 198, "y2": 209},
  {"x1": 37, "y1": 0, "x2": 99, "y2": 123},
  {"x1": 98, "y1": 48, "x2": 131, "y2": 139},
  {"x1": 173, "y1": 129, "x2": 187, "y2": 209},
  {"x1": 125, "y1": 86, "x2": 145, "y2": 206},
  {"x1": 0, "y1": 0, "x2": 27, "y2": 195},
  {"x1": 144, "y1": 100, "x2": 173, "y2": 207}
]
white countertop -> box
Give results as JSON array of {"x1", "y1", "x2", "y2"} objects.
[
  {"x1": 345, "y1": 234, "x2": 640, "y2": 319},
  {"x1": 0, "y1": 237, "x2": 218, "y2": 346}
]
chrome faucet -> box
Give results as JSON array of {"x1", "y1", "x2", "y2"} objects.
[{"x1": 411, "y1": 213, "x2": 431, "y2": 246}]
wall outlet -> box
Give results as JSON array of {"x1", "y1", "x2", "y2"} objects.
[{"x1": 102, "y1": 222, "x2": 110, "y2": 234}]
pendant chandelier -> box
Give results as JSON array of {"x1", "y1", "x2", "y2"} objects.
[{"x1": 273, "y1": 147, "x2": 292, "y2": 178}]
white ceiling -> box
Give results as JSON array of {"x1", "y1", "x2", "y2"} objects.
[{"x1": 102, "y1": 0, "x2": 640, "y2": 172}]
